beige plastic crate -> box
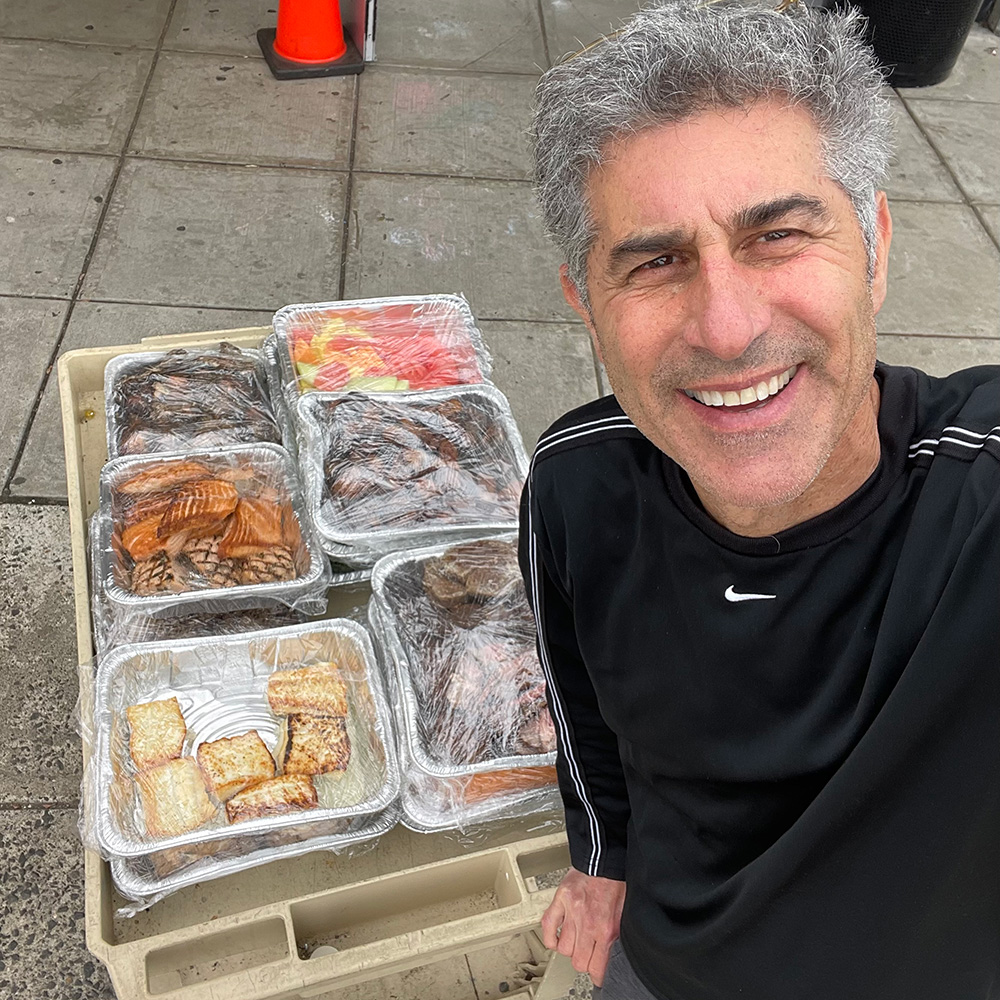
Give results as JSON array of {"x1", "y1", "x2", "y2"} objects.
[{"x1": 59, "y1": 328, "x2": 570, "y2": 1000}]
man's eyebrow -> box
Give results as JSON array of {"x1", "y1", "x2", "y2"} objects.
[
  {"x1": 732, "y1": 194, "x2": 830, "y2": 232},
  {"x1": 606, "y1": 228, "x2": 693, "y2": 273}
]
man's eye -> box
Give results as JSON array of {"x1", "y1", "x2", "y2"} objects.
[
  {"x1": 759, "y1": 229, "x2": 793, "y2": 242},
  {"x1": 638, "y1": 254, "x2": 675, "y2": 270}
]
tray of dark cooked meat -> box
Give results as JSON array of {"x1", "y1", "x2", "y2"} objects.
[
  {"x1": 97, "y1": 444, "x2": 330, "y2": 621},
  {"x1": 296, "y1": 385, "x2": 528, "y2": 564},
  {"x1": 370, "y1": 536, "x2": 558, "y2": 831},
  {"x1": 105, "y1": 343, "x2": 282, "y2": 458}
]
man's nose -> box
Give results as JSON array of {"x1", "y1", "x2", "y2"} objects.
[{"x1": 682, "y1": 256, "x2": 770, "y2": 361}]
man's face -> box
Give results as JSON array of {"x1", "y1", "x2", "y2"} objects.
[{"x1": 565, "y1": 101, "x2": 892, "y2": 512}]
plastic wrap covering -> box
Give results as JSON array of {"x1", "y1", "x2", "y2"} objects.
[
  {"x1": 298, "y1": 385, "x2": 528, "y2": 565},
  {"x1": 272, "y1": 294, "x2": 491, "y2": 396},
  {"x1": 105, "y1": 343, "x2": 282, "y2": 459},
  {"x1": 262, "y1": 332, "x2": 299, "y2": 461},
  {"x1": 80, "y1": 620, "x2": 400, "y2": 905},
  {"x1": 96, "y1": 444, "x2": 331, "y2": 625},
  {"x1": 370, "y1": 536, "x2": 560, "y2": 833}
]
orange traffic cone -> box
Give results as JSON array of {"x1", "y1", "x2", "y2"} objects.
[{"x1": 258, "y1": 0, "x2": 364, "y2": 79}]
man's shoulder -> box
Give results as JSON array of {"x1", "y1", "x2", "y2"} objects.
[{"x1": 532, "y1": 395, "x2": 647, "y2": 469}]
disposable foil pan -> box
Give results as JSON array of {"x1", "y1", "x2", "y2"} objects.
[
  {"x1": 98, "y1": 443, "x2": 330, "y2": 620},
  {"x1": 297, "y1": 384, "x2": 528, "y2": 564},
  {"x1": 104, "y1": 345, "x2": 281, "y2": 460},
  {"x1": 93, "y1": 619, "x2": 400, "y2": 859},
  {"x1": 369, "y1": 540, "x2": 557, "y2": 830},
  {"x1": 109, "y1": 805, "x2": 399, "y2": 902},
  {"x1": 261, "y1": 333, "x2": 299, "y2": 461},
  {"x1": 271, "y1": 293, "x2": 492, "y2": 397}
]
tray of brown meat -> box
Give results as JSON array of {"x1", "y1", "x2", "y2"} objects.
[
  {"x1": 369, "y1": 536, "x2": 559, "y2": 832},
  {"x1": 105, "y1": 343, "x2": 282, "y2": 458},
  {"x1": 97, "y1": 444, "x2": 330, "y2": 620},
  {"x1": 296, "y1": 385, "x2": 528, "y2": 565},
  {"x1": 88, "y1": 620, "x2": 399, "y2": 875}
]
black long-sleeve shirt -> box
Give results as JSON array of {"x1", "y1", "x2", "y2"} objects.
[{"x1": 518, "y1": 363, "x2": 1000, "y2": 1000}]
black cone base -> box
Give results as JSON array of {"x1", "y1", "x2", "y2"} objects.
[{"x1": 257, "y1": 27, "x2": 364, "y2": 79}]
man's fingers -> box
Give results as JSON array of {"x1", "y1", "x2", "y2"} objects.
[
  {"x1": 572, "y1": 938, "x2": 596, "y2": 979},
  {"x1": 555, "y1": 917, "x2": 577, "y2": 957},
  {"x1": 539, "y1": 899, "x2": 566, "y2": 951},
  {"x1": 588, "y1": 937, "x2": 614, "y2": 988}
]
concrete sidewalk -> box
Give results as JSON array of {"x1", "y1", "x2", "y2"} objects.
[{"x1": 0, "y1": 2, "x2": 997, "y2": 997}]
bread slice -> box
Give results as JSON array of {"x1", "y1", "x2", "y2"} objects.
[
  {"x1": 279, "y1": 714, "x2": 351, "y2": 778},
  {"x1": 127, "y1": 697, "x2": 187, "y2": 771},
  {"x1": 225, "y1": 774, "x2": 318, "y2": 824},
  {"x1": 266, "y1": 663, "x2": 348, "y2": 717},
  {"x1": 136, "y1": 757, "x2": 216, "y2": 837},
  {"x1": 196, "y1": 730, "x2": 276, "y2": 801}
]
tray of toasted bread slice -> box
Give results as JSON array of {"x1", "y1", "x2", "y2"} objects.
[{"x1": 92, "y1": 619, "x2": 399, "y2": 863}]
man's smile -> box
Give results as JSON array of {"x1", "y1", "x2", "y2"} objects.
[{"x1": 682, "y1": 364, "x2": 799, "y2": 408}]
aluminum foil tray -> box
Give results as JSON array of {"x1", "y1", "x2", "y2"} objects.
[
  {"x1": 271, "y1": 293, "x2": 492, "y2": 398},
  {"x1": 297, "y1": 384, "x2": 528, "y2": 565},
  {"x1": 369, "y1": 537, "x2": 558, "y2": 831},
  {"x1": 104, "y1": 344, "x2": 281, "y2": 459},
  {"x1": 98, "y1": 443, "x2": 330, "y2": 620},
  {"x1": 93, "y1": 619, "x2": 400, "y2": 859}
]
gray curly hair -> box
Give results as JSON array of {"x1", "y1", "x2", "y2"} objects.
[{"x1": 531, "y1": 0, "x2": 894, "y2": 308}]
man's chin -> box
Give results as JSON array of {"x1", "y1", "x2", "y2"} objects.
[{"x1": 689, "y1": 464, "x2": 821, "y2": 517}]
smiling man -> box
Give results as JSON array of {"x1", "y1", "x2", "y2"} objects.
[{"x1": 518, "y1": 3, "x2": 999, "y2": 1000}]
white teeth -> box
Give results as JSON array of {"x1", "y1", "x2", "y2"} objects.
[{"x1": 685, "y1": 364, "x2": 799, "y2": 408}]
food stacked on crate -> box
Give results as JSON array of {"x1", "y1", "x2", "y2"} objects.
[{"x1": 267, "y1": 295, "x2": 561, "y2": 833}]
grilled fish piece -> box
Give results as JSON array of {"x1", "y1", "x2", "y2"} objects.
[
  {"x1": 225, "y1": 773, "x2": 317, "y2": 823},
  {"x1": 126, "y1": 696, "x2": 187, "y2": 771},
  {"x1": 180, "y1": 534, "x2": 240, "y2": 588},
  {"x1": 131, "y1": 550, "x2": 184, "y2": 595},
  {"x1": 122, "y1": 514, "x2": 171, "y2": 562},
  {"x1": 217, "y1": 497, "x2": 285, "y2": 559},
  {"x1": 136, "y1": 757, "x2": 217, "y2": 838},
  {"x1": 117, "y1": 461, "x2": 213, "y2": 495},
  {"x1": 240, "y1": 545, "x2": 297, "y2": 585},
  {"x1": 279, "y1": 714, "x2": 351, "y2": 778},
  {"x1": 196, "y1": 730, "x2": 276, "y2": 801},
  {"x1": 267, "y1": 663, "x2": 349, "y2": 717},
  {"x1": 158, "y1": 478, "x2": 239, "y2": 538}
]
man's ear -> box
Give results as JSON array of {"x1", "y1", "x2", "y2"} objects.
[
  {"x1": 871, "y1": 191, "x2": 892, "y2": 315},
  {"x1": 559, "y1": 265, "x2": 604, "y2": 363}
]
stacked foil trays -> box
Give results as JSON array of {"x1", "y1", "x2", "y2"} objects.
[
  {"x1": 370, "y1": 536, "x2": 560, "y2": 833},
  {"x1": 86, "y1": 620, "x2": 399, "y2": 903}
]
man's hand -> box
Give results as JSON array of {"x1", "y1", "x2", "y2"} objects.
[{"x1": 541, "y1": 868, "x2": 626, "y2": 987}]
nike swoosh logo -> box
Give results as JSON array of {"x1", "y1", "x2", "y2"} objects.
[{"x1": 725, "y1": 585, "x2": 777, "y2": 603}]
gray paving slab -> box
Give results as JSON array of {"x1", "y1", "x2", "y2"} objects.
[
  {"x1": 0, "y1": 297, "x2": 69, "y2": 487},
  {"x1": 878, "y1": 201, "x2": 1000, "y2": 339},
  {"x1": 373, "y1": 0, "x2": 546, "y2": 73},
  {"x1": 355, "y1": 66, "x2": 537, "y2": 179},
  {"x1": 540, "y1": 0, "x2": 645, "y2": 63},
  {"x1": 130, "y1": 51, "x2": 355, "y2": 168},
  {"x1": 902, "y1": 97, "x2": 1000, "y2": 204},
  {"x1": 884, "y1": 92, "x2": 962, "y2": 202},
  {"x1": 81, "y1": 158, "x2": 347, "y2": 311},
  {"x1": 480, "y1": 320, "x2": 598, "y2": 449},
  {"x1": 344, "y1": 172, "x2": 573, "y2": 321},
  {"x1": 0, "y1": 0, "x2": 171, "y2": 48},
  {"x1": 977, "y1": 203, "x2": 1000, "y2": 243},
  {"x1": 9, "y1": 302, "x2": 275, "y2": 499},
  {"x1": 0, "y1": 808, "x2": 116, "y2": 999},
  {"x1": 164, "y1": 0, "x2": 277, "y2": 56},
  {"x1": 0, "y1": 504, "x2": 84, "y2": 804},
  {"x1": 0, "y1": 150, "x2": 116, "y2": 298},
  {"x1": 0, "y1": 41, "x2": 152, "y2": 155},
  {"x1": 465, "y1": 933, "x2": 535, "y2": 998},
  {"x1": 877, "y1": 333, "x2": 1000, "y2": 374},
  {"x1": 897, "y1": 25, "x2": 999, "y2": 104}
]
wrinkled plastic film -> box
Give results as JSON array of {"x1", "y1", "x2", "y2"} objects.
[
  {"x1": 272, "y1": 294, "x2": 492, "y2": 397},
  {"x1": 370, "y1": 536, "x2": 559, "y2": 831},
  {"x1": 96, "y1": 444, "x2": 331, "y2": 626},
  {"x1": 105, "y1": 343, "x2": 282, "y2": 459},
  {"x1": 298, "y1": 386, "x2": 528, "y2": 564}
]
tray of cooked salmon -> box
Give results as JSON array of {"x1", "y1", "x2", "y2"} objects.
[
  {"x1": 271, "y1": 294, "x2": 491, "y2": 397},
  {"x1": 96, "y1": 444, "x2": 331, "y2": 620},
  {"x1": 90, "y1": 620, "x2": 399, "y2": 864},
  {"x1": 296, "y1": 385, "x2": 528, "y2": 565},
  {"x1": 369, "y1": 536, "x2": 559, "y2": 832},
  {"x1": 104, "y1": 342, "x2": 282, "y2": 458}
]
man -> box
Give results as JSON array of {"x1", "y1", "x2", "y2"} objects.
[{"x1": 518, "y1": 3, "x2": 999, "y2": 999}]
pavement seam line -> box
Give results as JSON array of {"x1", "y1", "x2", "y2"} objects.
[
  {"x1": 1, "y1": 0, "x2": 180, "y2": 497},
  {"x1": 535, "y1": 0, "x2": 553, "y2": 69},
  {"x1": 338, "y1": 77, "x2": 364, "y2": 300}
]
